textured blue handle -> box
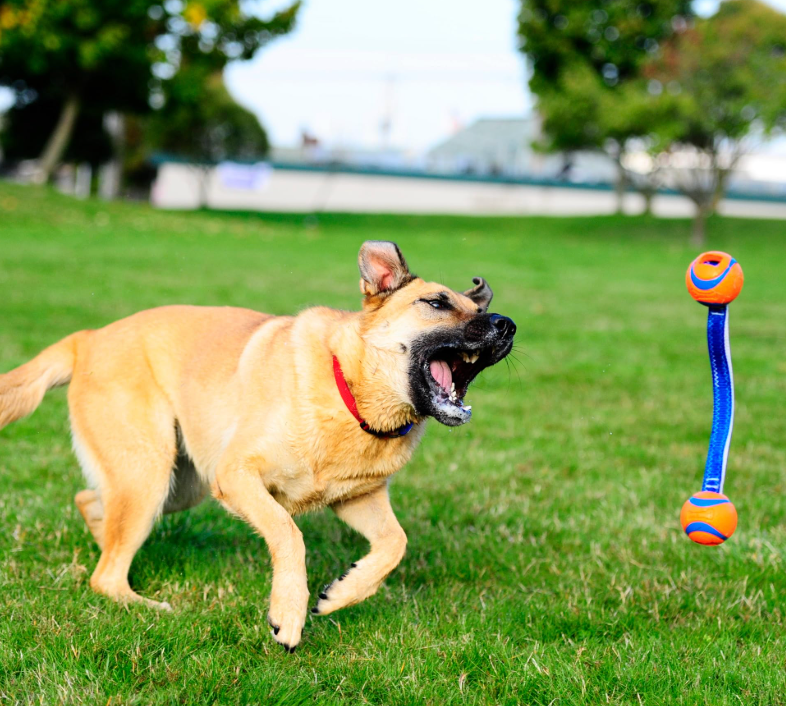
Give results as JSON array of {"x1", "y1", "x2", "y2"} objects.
[{"x1": 702, "y1": 305, "x2": 734, "y2": 493}]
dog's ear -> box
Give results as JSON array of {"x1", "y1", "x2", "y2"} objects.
[
  {"x1": 358, "y1": 241, "x2": 413, "y2": 297},
  {"x1": 463, "y1": 277, "x2": 493, "y2": 311}
]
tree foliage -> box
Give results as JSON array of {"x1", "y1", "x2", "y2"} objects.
[
  {"x1": 123, "y1": 67, "x2": 269, "y2": 203},
  {"x1": 532, "y1": 60, "x2": 665, "y2": 154},
  {"x1": 0, "y1": 1, "x2": 156, "y2": 115},
  {"x1": 125, "y1": 68, "x2": 269, "y2": 186},
  {"x1": 0, "y1": 0, "x2": 299, "y2": 179},
  {"x1": 650, "y1": 0, "x2": 786, "y2": 148},
  {"x1": 519, "y1": 0, "x2": 786, "y2": 242},
  {"x1": 518, "y1": 0, "x2": 693, "y2": 210},
  {"x1": 646, "y1": 0, "x2": 786, "y2": 243},
  {"x1": 519, "y1": 0, "x2": 692, "y2": 93}
]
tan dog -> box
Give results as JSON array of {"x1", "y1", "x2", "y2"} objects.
[{"x1": 0, "y1": 241, "x2": 515, "y2": 652}]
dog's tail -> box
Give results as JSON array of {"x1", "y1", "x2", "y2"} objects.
[{"x1": 0, "y1": 332, "x2": 85, "y2": 430}]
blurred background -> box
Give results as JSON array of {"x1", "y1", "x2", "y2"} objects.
[{"x1": 1, "y1": 0, "x2": 786, "y2": 243}]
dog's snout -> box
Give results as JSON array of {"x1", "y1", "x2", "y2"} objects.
[
  {"x1": 464, "y1": 314, "x2": 517, "y2": 343},
  {"x1": 489, "y1": 314, "x2": 516, "y2": 338}
]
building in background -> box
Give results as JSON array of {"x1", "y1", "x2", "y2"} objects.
[
  {"x1": 425, "y1": 117, "x2": 617, "y2": 184},
  {"x1": 268, "y1": 116, "x2": 619, "y2": 184}
]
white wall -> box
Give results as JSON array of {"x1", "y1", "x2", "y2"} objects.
[{"x1": 151, "y1": 163, "x2": 786, "y2": 219}]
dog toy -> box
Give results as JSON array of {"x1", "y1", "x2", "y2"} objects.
[{"x1": 680, "y1": 251, "x2": 743, "y2": 546}]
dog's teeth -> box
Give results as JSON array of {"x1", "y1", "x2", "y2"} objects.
[
  {"x1": 460, "y1": 352, "x2": 470, "y2": 363},
  {"x1": 469, "y1": 353, "x2": 479, "y2": 364}
]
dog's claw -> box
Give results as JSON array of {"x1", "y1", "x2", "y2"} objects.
[
  {"x1": 313, "y1": 563, "x2": 360, "y2": 615},
  {"x1": 267, "y1": 607, "x2": 304, "y2": 651}
]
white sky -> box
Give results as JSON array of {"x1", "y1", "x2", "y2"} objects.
[{"x1": 225, "y1": 0, "x2": 529, "y2": 154}]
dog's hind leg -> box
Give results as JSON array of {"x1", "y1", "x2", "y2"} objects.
[
  {"x1": 70, "y1": 388, "x2": 177, "y2": 611},
  {"x1": 75, "y1": 489, "x2": 105, "y2": 549},
  {"x1": 74, "y1": 461, "x2": 205, "y2": 554},
  {"x1": 314, "y1": 483, "x2": 407, "y2": 616}
]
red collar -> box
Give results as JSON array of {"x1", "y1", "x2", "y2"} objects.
[{"x1": 332, "y1": 356, "x2": 414, "y2": 438}]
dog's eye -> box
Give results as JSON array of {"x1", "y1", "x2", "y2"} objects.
[{"x1": 417, "y1": 297, "x2": 453, "y2": 311}]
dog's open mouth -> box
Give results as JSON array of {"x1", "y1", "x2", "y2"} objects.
[
  {"x1": 409, "y1": 316, "x2": 515, "y2": 427},
  {"x1": 424, "y1": 345, "x2": 492, "y2": 421}
]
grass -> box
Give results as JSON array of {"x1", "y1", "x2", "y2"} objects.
[{"x1": 0, "y1": 182, "x2": 785, "y2": 705}]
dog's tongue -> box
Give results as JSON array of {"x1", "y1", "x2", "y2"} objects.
[{"x1": 429, "y1": 359, "x2": 452, "y2": 392}]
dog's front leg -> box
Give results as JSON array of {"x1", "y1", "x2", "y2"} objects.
[
  {"x1": 212, "y1": 461, "x2": 308, "y2": 653},
  {"x1": 313, "y1": 482, "x2": 407, "y2": 616}
]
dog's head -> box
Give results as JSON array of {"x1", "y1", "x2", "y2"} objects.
[{"x1": 356, "y1": 240, "x2": 516, "y2": 427}]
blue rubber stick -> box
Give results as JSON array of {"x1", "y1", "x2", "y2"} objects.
[{"x1": 702, "y1": 304, "x2": 734, "y2": 494}]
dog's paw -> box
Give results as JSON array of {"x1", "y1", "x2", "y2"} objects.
[
  {"x1": 267, "y1": 584, "x2": 308, "y2": 653},
  {"x1": 267, "y1": 611, "x2": 303, "y2": 653},
  {"x1": 312, "y1": 562, "x2": 379, "y2": 616}
]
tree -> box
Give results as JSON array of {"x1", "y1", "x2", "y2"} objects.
[
  {"x1": 1, "y1": 91, "x2": 114, "y2": 168},
  {"x1": 3, "y1": 67, "x2": 268, "y2": 199},
  {"x1": 532, "y1": 61, "x2": 670, "y2": 211},
  {"x1": 146, "y1": 70, "x2": 268, "y2": 162},
  {"x1": 0, "y1": 1, "x2": 154, "y2": 181},
  {"x1": 0, "y1": 0, "x2": 299, "y2": 183},
  {"x1": 126, "y1": 68, "x2": 270, "y2": 204},
  {"x1": 518, "y1": 0, "x2": 692, "y2": 212},
  {"x1": 645, "y1": 0, "x2": 786, "y2": 245}
]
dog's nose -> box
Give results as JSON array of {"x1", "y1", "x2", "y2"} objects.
[{"x1": 489, "y1": 314, "x2": 516, "y2": 338}]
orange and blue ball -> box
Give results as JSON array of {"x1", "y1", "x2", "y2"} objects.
[
  {"x1": 680, "y1": 491, "x2": 738, "y2": 545},
  {"x1": 686, "y1": 251, "x2": 744, "y2": 305}
]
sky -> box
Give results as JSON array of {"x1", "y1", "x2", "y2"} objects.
[
  {"x1": 226, "y1": 0, "x2": 529, "y2": 154},
  {"x1": 225, "y1": 0, "x2": 786, "y2": 155}
]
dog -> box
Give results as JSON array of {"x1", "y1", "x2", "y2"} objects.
[{"x1": 0, "y1": 240, "x2": 515, "y2": 651}]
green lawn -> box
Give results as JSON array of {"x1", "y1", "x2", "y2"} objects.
[{"x1": 0, "y1": 182, "x2": 785, "y2": 705}]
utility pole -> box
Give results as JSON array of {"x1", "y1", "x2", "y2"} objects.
[{"x1": 379, "y1": 74, "x2": 397, "y2": 150}]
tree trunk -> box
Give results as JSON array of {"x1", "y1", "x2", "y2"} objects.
[
  {"x1": 642, "y1": 188, "x2": 654, "y2": 216},
  {"x1": 614, "y1": 160, "x2": 627, "y2": 215},
  {"x1": 35, "y1": 93, "x2": 81, "y2": 185},
  {"x1": 99, "y1": 112, "x2": 124, "y2": 200},
  {"x1": 689, "y1": 154, "x2": 728, "y2": 247},
  {"x1": 191, "y1": 165, "x2": 211, "y2": 208},
  {"x1": 690, "y1": 206, "x2": 709, "y2": 248}
]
